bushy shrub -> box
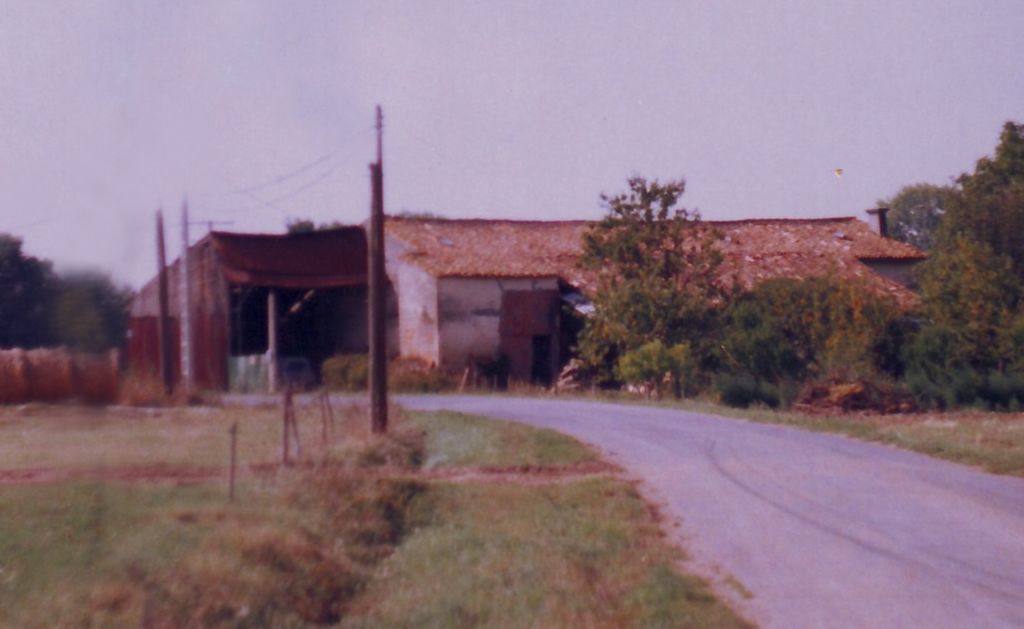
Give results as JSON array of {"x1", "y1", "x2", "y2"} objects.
[
  {"x1": 904, "y1": 371, "x2": 950, "y2": 409},
  {"x1": 321, "y1": 354, "x2": 368, "y2": 391},
  {"x1": 721, "y1": 277, "x2": 899, "y2": 385},
  {"x1": 906, "y1": 364, "x2": 1024, "y2": 411},
  {"x1": 872, "y1": 316, "x2": 919, "y2": 379},
  {"x1": 389, "y1": 357, "x2": 454, "y2": 393},
  {"x1": 984, "y1": 372, "x2": 1024, "y2": 409},
  {"x1": 616, "y1": 340, "x2": 690, "y2": 399},
  {"x1": 715, "y1": 373, "x2": 780, "y2": 409}
]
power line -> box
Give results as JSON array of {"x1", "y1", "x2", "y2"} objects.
[
  {"x1": 193, "y1": 133, "x2": 373, "y2": 217},
  {"x1": 198, "y1": 156, "x2": 353, "y2": 217},
  {"x1": 199, "y1": 126, "x2": 376, "y2": 202},
  {"x1": 228, "y1": 149, "x2": 341, "y2": 196}
]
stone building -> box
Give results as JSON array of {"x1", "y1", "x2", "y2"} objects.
[{"x1": 127, "y1": 213, "x2": 924, "y2": 390}]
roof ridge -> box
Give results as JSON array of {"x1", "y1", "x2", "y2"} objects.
[
  {"x1": 211, "y1": 226, "x2": 363, "y2": 240},
  {"x1": 710, "y1": 216, "x2": 857, "y2": 226},
  {"x1": 386, "y1": 215, "x2": 860, "y2": 226},
  {"x1": 385, "y1": 216, "x2": 592, "y2": 226}
]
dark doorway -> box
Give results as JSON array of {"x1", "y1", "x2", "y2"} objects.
[
  {"x1": 228, "y1": 285, "x2": 367, "y2": 384},
  {"x1": 531, "y1": 335, "x2": 552, "y2": 386}
]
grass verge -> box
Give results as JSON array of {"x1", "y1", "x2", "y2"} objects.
[
  {"x1": 342, "y1": 478, "x2": 748, "y2": 628},
  {"x1": 1, "y1": 405, "x2": 748, "y2": 627},
  {"x1": 411, "y1": 410, "x2": 597, "y2": 469}
]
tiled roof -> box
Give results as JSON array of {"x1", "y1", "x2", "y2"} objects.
[
  {"x1": 384, "y1": 216, "x2": 925, "y2": 307},
  {"x1": 713, "y1": 218, "x2": 924, "y2": 261},
  {"x1": 385, "y1": 218, "x2": 593, "y2": 286}
]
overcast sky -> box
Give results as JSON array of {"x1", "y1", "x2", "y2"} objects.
[{"x1": 1, "y1": 0, "x2": 1022, "y2": 287}]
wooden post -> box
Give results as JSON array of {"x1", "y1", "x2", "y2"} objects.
[
  {"x1": 324, "y1": 391, "x2": 335, "y2": 433},
  {"x1": 282, "y1": 386, "x2": 292, "y2": 466},
  {"x1": 155, "y1": 209, "x2": 174, "y2": 395},
  {"x1": 267, "y1": 289, "x2": 278, "y2": 393},
  {"x1": 228, "y1": 421, "x2": 238, "y2": 501},
  {"x1": 320, "y1": 391, "x2": 328, "y2": 448},
  {"x1": 368, "y1": 106, "x2": 388, "y2": 434},
  {"x1": 179, "y1": 201, "x2": 193, "y2": 395},
  {"x1": 289, "y1": 390, "x2": 302, "y2": 460}
]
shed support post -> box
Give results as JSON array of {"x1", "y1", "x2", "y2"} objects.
[{"x1": 267, "y1": 289, "x2": 278, "y2": 393}]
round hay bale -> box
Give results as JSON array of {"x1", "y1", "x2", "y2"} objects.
[
  {"x1": 73, "y1": 351, "x2": 119, "y2": 404},
  {"x1": 0, "y1": 349, "x2": 30, "y2": 404},
  {"x1": 25, "y1": 348, "x2": 76, "y2": 402}
]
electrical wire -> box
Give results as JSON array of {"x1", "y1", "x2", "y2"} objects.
[
  {"x1": 197, "y1": 125, "x2": 375, "y2": 202},
  {"x1": 194, "y1": 129, "x2": 375, "y2": 217}
]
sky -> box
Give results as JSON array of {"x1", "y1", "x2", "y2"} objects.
[{"x1": 1, "y1": 0, "x2": 1022, "y2": 288}]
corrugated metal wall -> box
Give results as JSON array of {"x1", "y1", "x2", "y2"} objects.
[{"x1": 127, "y1": 236, "x2": 229, "y2": 390}]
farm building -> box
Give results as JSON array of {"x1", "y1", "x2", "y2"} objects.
[
  {"x1": 127, "y1": 211, "x2": 924, "y2": 391},
  {"x1": 127, "y1": 226, "x2": 375, "y2": 391},
  {"x1": 381, "y1": 213, "x2": 924, "y2": 383}
]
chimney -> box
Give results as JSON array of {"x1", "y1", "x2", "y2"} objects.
[{"x1": 866, "y1": 207, "x2": 889, "y2": 238}]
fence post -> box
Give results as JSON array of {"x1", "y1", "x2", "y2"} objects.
[
  {"x1": 282, "y1": 387, "x2": 291, "y2": 466},
  {"x1": 228, "y1": 421, "x2": 238, "y2": 501}
]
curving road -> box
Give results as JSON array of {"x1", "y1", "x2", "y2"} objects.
[{"x1": 399, "y1": 395, "x2": 1024, "y2": 629}]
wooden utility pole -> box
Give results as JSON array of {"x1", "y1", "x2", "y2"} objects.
[
  {"x1": 179, "y1": 200, "x2": 193, "y2": 395},
  {"x1": 368, "y1": 105, "x2": 388, "y2": 434},
  {"x1": 155, "y1": 209, "x2": 174, "y2": 395}
]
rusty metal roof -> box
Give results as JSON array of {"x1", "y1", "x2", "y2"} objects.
[{"x1": 210, "y1": 227, "x2": 367, "y2": 288}]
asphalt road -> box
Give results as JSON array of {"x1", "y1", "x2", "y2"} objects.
[{"x1": 398, "y1": 394, "x2": 1024, "y2": 629}]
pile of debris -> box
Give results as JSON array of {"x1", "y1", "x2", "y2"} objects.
[{"x1": 794, "y1": 378, "x2": 918, "y2": 415}]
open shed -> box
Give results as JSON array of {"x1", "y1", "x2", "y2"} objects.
[{"x1": 128, "y1": 227, "x2": 370, "y2": 391}]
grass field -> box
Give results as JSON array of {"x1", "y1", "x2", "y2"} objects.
[{"x1": 0, "y1": 403, "x2": 748, "y2": 628}]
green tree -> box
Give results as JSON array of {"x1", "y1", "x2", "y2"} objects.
[
  {"x1": 577, "y1": 176, "x2": 727, "y2": 389},
  {"x1": 876, "y1": 183, "x2": 953, "y2": 251},
  {"x1": 0, "y1": 234, "x2": 57, "y2": 348},
  {"x1": 917, "y1": 236, "x2": 1020, "y2": 371},
  {"x1": 50, "y1": 271, "x2": 133, "y2": 352},
  {"x1": 939, "y1": 121, "x2": 1024, "y2": 274}
]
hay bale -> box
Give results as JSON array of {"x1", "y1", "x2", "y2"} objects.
[
  {"x1": 73, "y1": 350, "x2": 119, "y2": 404},
  {"x1": 25, "y1": 348, "x2": 76, "y2": 401},
  {"x1": 0, "y1": 349, "x2": 30, "y2": 404}
]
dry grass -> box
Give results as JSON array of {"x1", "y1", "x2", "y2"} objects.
[
  {"x1": 0, "y1": 405, "x2": 427, "y2": 628},
  {"x1": 0, "y1": 401, "x2": 390, "y2": 474}
]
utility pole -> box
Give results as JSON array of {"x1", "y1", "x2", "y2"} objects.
[
  {"x1": 368, "y1": 105, "x2": 388, "y2": 434},
  {"x1": 179, "y1": 200, "x2": 193, "y2": 396},
  {"x1": 155, "y1": 209, "x2": 174, "y2": 395}
]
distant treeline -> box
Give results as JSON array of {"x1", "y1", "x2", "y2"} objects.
[{"x1": 0, "y1": 234, "x2": 131, "y2": 353}]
